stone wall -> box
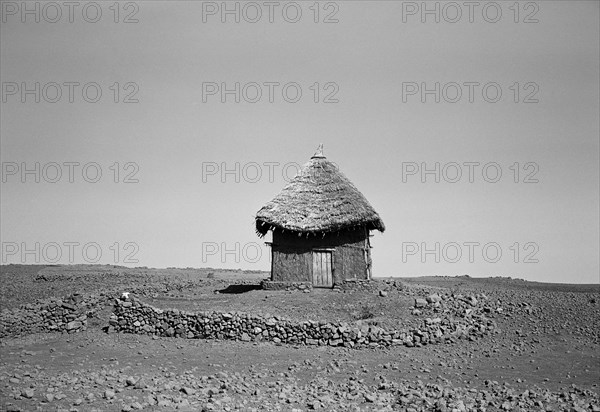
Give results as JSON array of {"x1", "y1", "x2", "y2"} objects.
[
  {"x1": 110, "y1": 295, "x2": 496, "y2": 348},
  {"x1": 0, "y1": 278, "x2": 233, "y2": 338},
  {"x1": 261, "y1": 280, "x2": 312, "y2": 292},
  {"x1": 261, "y1": 279, "x2": 405, "y2": 293},
  {"x1": 334, "y1": 279, "x2": 405, "y2": 293},
  {"x1": 1, "y1": 279, "x2": 498, "y2": 350},
  {"x1": 0, "y1": 293, "x2": 113, "y2": 338}
]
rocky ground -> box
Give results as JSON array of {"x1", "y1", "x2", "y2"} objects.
[{"x1": 0, "y1": 265, "x2": 599, "y2": 411}]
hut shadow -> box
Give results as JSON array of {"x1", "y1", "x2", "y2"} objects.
[{"x1": 217, "y1": 284, "x2": 262, "y2": 294}]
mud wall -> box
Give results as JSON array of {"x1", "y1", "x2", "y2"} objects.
[{"x1": 271, "y1": 229, "x2": 370, "y2": 284}]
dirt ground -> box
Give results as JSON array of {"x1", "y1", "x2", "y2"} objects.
[{"x1": 1, "y1": 265, "x2": 598, "y2": 411}]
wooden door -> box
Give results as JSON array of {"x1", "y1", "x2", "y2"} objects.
[{"x1": 312, "y1": 251, "x2": 333, "y2": 288}]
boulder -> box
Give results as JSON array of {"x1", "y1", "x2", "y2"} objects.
[
  {"x1": 66, "y1": 321, "x2": 82, "y2": 331},
  {"x1": 426, "y1": 294, "x2": 441, "y2": 303},
  {"x1": 415, "y1": 298, "x2": 427, "y2": 308}
]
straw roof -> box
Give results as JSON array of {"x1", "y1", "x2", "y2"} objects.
[{"x1": 255, "y1": 147, "x2": 385, "y2": 237}]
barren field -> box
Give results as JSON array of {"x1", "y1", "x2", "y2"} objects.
[{"x1": 1, "y1": 265, "x2": 599, "y2": 412}]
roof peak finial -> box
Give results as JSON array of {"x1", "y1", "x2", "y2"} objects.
[{"x1": 311, "y1": 143, "x2": 325, "y2": 158}]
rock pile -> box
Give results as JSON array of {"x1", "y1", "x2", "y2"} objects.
[
  {"x1": 392, "y1": 380, "x2": 600, "y2": 412},
  {"x1": 111, "y1": 295, "x2": 496, "y2": 348}
]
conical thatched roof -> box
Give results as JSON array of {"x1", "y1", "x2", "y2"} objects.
[{"x1": 255, "y1": 147, "x2": 385, "y2": 237}]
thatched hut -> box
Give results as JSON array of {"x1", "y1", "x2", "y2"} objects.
[{"x1": 255, "y1": 145, "x2": 385, "y2": 288}]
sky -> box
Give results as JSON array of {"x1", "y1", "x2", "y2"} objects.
[{"x1": 1, "y1": 1, "x2": 598, "y2": 284}]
